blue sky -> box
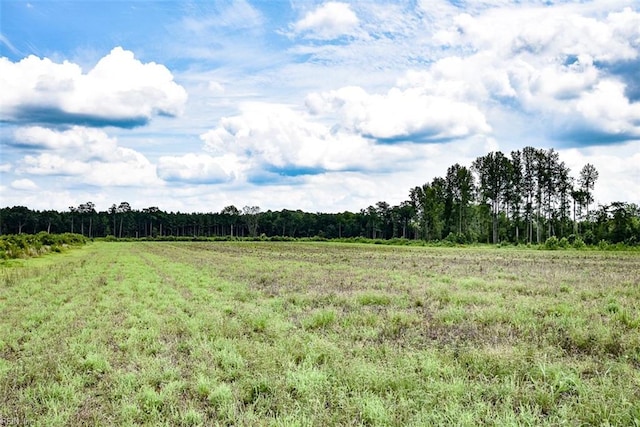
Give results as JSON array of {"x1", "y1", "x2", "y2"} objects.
[{"x1": 1, "y1": 0, "x2": 639, "y2": 213}]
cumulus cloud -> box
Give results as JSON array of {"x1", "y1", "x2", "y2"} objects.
[
  {"x1": 157, "y1": 153, "x2": 236, "y2": 184},
  {"x1": 560, "y1": 141, "x2": 640, "y2": 204},
  {"x1": 10, "y1": 178, "x2": 38, "y2": 191},
  {"x1": 14, "y1": 126, "x2": 161, "y2": 187},
  {"x1": 12, "y1": 125, "x2": 115, "y2": 151},
  {"x1": 555, "y1": 79, "x2": 640, "y2": 142},
  {"x1": 200, "y1": 102, "x2": 413, "y2": 181},
  {"x1": 20, "y1": 153, "x2": 90, "y2": 176},
  {"x1": 419, "y1": 4, "x2": 640, "y2": 145},
  {"x1": 291, "y1": 2, "x2": 360, "y2": 40},
  {"x1": 0, "y1": 47, "x2": 187, "y2": 128},
  {"x1": 307, "y1": 85, "x2": 491, "y2": 142}
]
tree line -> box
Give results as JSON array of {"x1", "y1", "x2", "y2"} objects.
[{"x1": 2, "y1": 147, "x2": 639, "y2": 245}]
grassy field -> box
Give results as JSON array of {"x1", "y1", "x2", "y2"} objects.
[{"x1": 1, "y1": 241, "x2": 639, "y2": 426}]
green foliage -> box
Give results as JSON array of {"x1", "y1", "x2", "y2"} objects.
[
  {"x1": 583, "y1": 230, "x2": 596, "y2": 245},
  {"x1": 445, "y1": 232, "x2": 470, "y2": 244},
  {"x1": 303, "y1": 309, "x2": 337, "y2": 330},
  {"x1": 544, "y1": 236, "x2": 560, "y2": 250},
  {"x1": 572, "y1": 237, "x2": 586, "y2": 249},
  {"x1": 0, "y1": 232, "x2": 87, "y2": 259}
]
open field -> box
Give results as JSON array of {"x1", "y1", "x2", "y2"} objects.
[{"x1": 1, "y1": 242, "x2": 639, "y2": 426}]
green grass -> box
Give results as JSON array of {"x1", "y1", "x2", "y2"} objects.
[{"x1": 1, "y1": 242, "x2": 639, "y2": 426}]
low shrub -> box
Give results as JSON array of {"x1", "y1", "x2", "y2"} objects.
[
  {"x1": 572, "y1": 237, "x2": 586, "y2": 249},
  {"x1": 0, "y1": 233, "x2": 87, "y2": 259},
  {"x1": 544, "y1": 236, "x2": 560, "y2": 250}
]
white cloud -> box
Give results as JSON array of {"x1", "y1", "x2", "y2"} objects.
[
  {"x1": 560, "y1": 141, "x2": 640, "y2": 205},
  {"x1": 307, "y1": 84, "x2": 491, "y2": 142},
  {"x1": 0, "y1": 163, "x2": 12, "y2": 173},
  {"x1": 441, "y1": 5, "x2": 640, "y2": 62},
  {"x1": 10, "y1": 178, "x2": 38, "y2": 191},
  {"x1": 13, "y1": 125, "x2": 116, "y2": 151},
  {"x1": 529, "y1": 55, "x2": 599, "y2": 101},
  {"x1": 0, "y1": 47, "x2": 187, "y2": 127},
  {"x1": 574, "y1": 80, "x2": 640, "y2": 138},
  {"x1": 157, "y1": 153, "x2": 236, "y2": 184},
  {"x1": 86, "y1": 149, "x2": 160, "y2": 187},
  {"x1": 409, "y1": 4, "x2": 640, "y2": 145},
  {"x1": 20, "y1": 153, "x2": 90, "y2": 176},
  {"x1": 14, "y1": 126, "x2": 161, "y2": 187},
  {"x1": 200, "y1": 102, "x2": 413, "y2": 178},
  {"x1": 292, "y1": 2, "x2": 360, "y2": 40}
]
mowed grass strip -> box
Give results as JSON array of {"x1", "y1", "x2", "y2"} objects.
[{"x1": 1, "y1": 241, "x2": 639, "y2": 426}]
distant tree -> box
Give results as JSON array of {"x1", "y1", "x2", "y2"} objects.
[
  {"x1": 117, "y1": 202, "x2": 131, "y2": 238},
  {"x1": 221, "y1": 205, "x2": 240, "y2": 236},
  {"x1": 609, "y1": 202, "x2": 634, "y2": 243},
  {"x1": 142, "y1": 207, "x2": 160, "y2": 237},
  {"x1": 41, "y1": 210, "x2": 60, "y2": 234},
  {"x1": 375, "y1": 201, "x2": 392, "y2": 239},
  {"x1": 409, "y1": 178, "x2": 446, "y2": 241},
  {"x1": 541, "y1": 149, "x2": 570, "y2": 238},
  {"x1": 108, "y1": 204, "x2": 117, "y2": 237},
  {"x1": 77, "y1": 202, "x2": 96, "y2": 237},
  {"x1": 6, "y1": 206, "x2": 32, "y2": 234},
  {"x1": 473, "y1": 151, "x2": 510, "y2": 244},
  {"x1": 555, "y1": 161, "x2": 573, "y2": 237},
  {"x1": 579, "y1": 163, "x2": 599, "y2": 223},
  {"x1": 507, "y1": 150, "x2": 524, "y2": 242},
  {"x1": 446, "y1": 163, "x2": 475, "y2": 238},
  {"x1": 276, "y1": 210, "x2": 289, "y2": 236},
  {"x1": 409, "y1": 185, "x2": 427, "y2": 240},
  {"x1": 69, "y1": 206, "x2": 77, "y2": 233},
  {"x1": 571, "y1": 189, "x2": 587, "y2": 233},
  {"x1": 394, "y1": 201, "x2": 415, "y2": 239},
  {"x1": 361, "y1": 206, "x2": 380, "y2": 239},
  {"x1": 521, "y1": 147, "x2": 539, "y2": 243},
  {"x1": 242, "y1": 206, "x2": 261, "y2": 237}
]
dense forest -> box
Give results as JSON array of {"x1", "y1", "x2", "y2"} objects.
[{"x1": 2, "y1": 147, "x2": 639, "y2": 245}]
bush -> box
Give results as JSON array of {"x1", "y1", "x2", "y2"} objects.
[
  {"x1": 583, "y1": 230, "x2": 596, "y2": 245},
  {"x1": 444, "y1": 232, "x2": 469, "y2": 245},
  {"x1": 572, "y1": 237, "x2": 586, "y2": 249},
  {"x1": 544, "y1": 236, "x2": 560, "y2": 250},
  {"x1": 0, "y1": 233, "x2": 87, "y2": 259}
]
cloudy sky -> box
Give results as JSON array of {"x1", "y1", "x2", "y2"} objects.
[{"x1": 1, "y1": 0, "x2": 639, "y2": 213}]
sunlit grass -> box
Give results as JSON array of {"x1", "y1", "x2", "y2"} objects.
[{"x1": 1, "y1": 241, "x2": 639, "y2": 425}]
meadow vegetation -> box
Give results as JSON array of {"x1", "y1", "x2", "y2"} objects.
[
  {"x1": 0, "y1": 232, "x2": 87, "y2": 260},
  {"x1": 1, "y1": 241, "x2": 639, "y2": 425}
]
